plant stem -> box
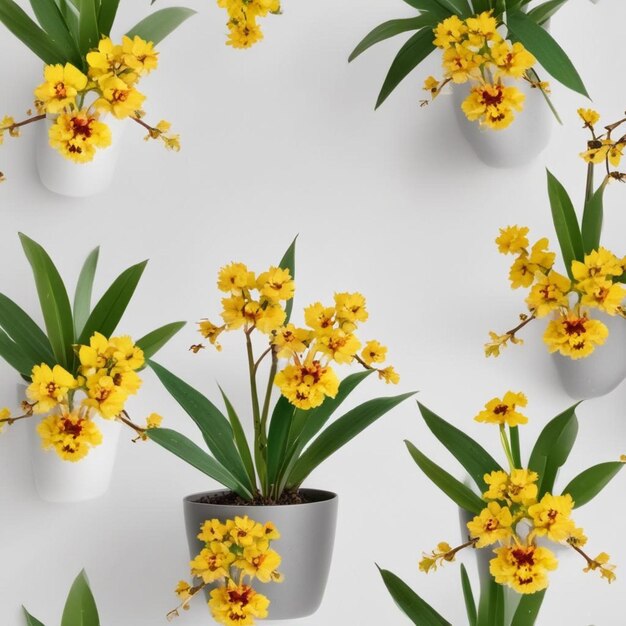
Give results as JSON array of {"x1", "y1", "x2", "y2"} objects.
[
  {"x1": 246, "y1": 329, "x2": 266, "y2": 495},
  {"x1": 499, "y1": 424, "x2": 516, "y2": 471},
  {"x1": 585, "y1": 161, "x2": 595, "y2": 205}
]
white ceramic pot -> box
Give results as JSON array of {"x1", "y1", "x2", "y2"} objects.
[
  {"x1": 551, "y1": 313, "x2": 626, "y2": 400},
  {"x1": 183, "y1": 488, "x2": 338, "y2": 620},
  {"x1": 35, "y1": 114, "x2": 125, "y2": 198},
  {"x1": 452, "y1": 77, "x2": 552, "y2": 168},
  {"x1": 28, "y1": 414, "x2": 122, "y2": 503}
]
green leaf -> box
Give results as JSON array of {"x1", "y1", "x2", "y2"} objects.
[
  {"x1": 349, "y1": 16, "x2": 434, "y2": 62},
  {"x1": 29, "y1": 0, "x2": 81, "y2": 65},
  {"x1": 418, "y1": 401, "x2": 503, "y2": 492},
  {"x1": 0, "y1": 328, "x2": 38, "y2": 377},
  {"x1": 510, "y1": 426, "x2": 522, "y2": 469},
  {"x1": 432, "y1": 0, "x2": 472, "y2": 17},
  {"x1": 0, "y1": 293, "x2": 55, "y2": 366},
  {"x1": 528, "y1": 403, "x2": 579, "y2": 497},
  {"x1": 278, "y1": 236, "x2": 297, "y2": 325},
  {"x1": 78, "y1": 260, "x2": 148, "y2": 345},
  {"x1": 562, "y1": 461, "x2": 623, "y2": 509},
  {"x1": 219, "y1": 386, "x2": 256, "y2": 490},
  {"x1": 61, "y1": 570, "x2": 99, "y2": 626},
  {"x1": 149, "y1": 360, "x2": 253, "y2": 493},
  {"x1": 266, "y1": 395, "x2": 296, "y2": 487},
  {"x1": 510, "y1": 589, "x2": 546, "y2": 626},
  {"x1": 527, "y1": 0, "x2": 569, "y2": 26},
  {"x1": 506, "y1": 9, "x2": 589, "y2": 97},
  {"x1": 375, "y1": 28, "x2": 436, "y2": 109},
  {"x1": 19, "y1": 233, "x2": 75, "y2": 369},
  {"x1": 546, "y1": 170, "x2": 584, "y2": 278},
  {"x1": 125, "y1": 7, "x2": 196, "y2": 45},
  {"x1": 78, "y1": 0, "x2": 99, "y2": 56},
  {"x1": 402, "y1": 0, "x2": 451, "y2": 20},
  {"x1": 135, "y1": 321, "x2": 186, "y2": 360},
  {"x1": 378, "y1": 566, "x2": 452, "y2": 626},
  {"x1": 0, "y1": 0, "x2": 65, "y2": 63},
  {"x1": 460, "y1": 564, "x2": 477, "y2": 626},
  {"x1": 147, "y1": 428, "x2": 252, "y2": 499},
  {"x1": 22, "y1": 607, "x2": 46, "y2": 626},
  {"x1": 581, "y1": 179, "x2": 607, "y2": 255},
  {"x1": 286, "y1": 391, "x2": 415, "y2": 488},
  {"x1": 73, "y1": 247, "x2": 99, "y2": 337},
  {"x1": 97, "y1": 0, "x2": 119, "y2": 36},
  {"x1": 405, "y1": 440, "x2": 485, "y2": 513},
  {"x1": 477, "y1": 578, "x2": 505, "y2": 626}
]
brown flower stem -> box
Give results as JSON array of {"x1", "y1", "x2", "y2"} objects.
[
  {"x1": 585, "y1": 161, "x2": 595, "y2": 205},
  {"x1": 449, "y1": 539, "x2": 478, "y2": 558},
  {"x1": 132, "y1": 116, "x2": 153, "y2": 132},
  {"x1": 569, "y1": 542, "x2": 595, "y2": 568},
  {"x1": 505, "y1": 313, "x2": 536, "y2": 338},
  {"x1": 245, "y1": 328, "x2": 266, "y2": 494},
  {"x1": 0, "y1": 413, "x2": 32, "y2": 425},
  {"x1": 166, "y1": 581, "x2": 209, "y2": 621},
  {"x1": 253, "y1": 346, "x2": 272, "y2": 375},
  {"x1": 4, "y1": 114, "x2": 46, "y2": 132},
  {"x1": 259, "y1": 348, "x2": 277, "y2": 434},
  {"x1": 117, "y1": 411, "x2": 146, "y2": 436},
  {"x1": 353, "y1": 354, "x2": 374, "y2": 371}
]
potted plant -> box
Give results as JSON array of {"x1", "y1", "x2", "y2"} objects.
[
  {"x1": 349, "y1": 1, "x2": 592, "y2": 167},
  {"x1": 168, "y1": 515, "x2": 284, "y2": 625},
  {"x1": 145, "y1": 239, "x2": 415, "y2": 619},
  {"x1": 379, "y1": 391, "x2": 622, "y2": 624},
  {"x1": 486, "y1": 109, "x2": 626, "y2": 399},
  {"x1": 0, "y1": 232, "x2": 185, "y2": 502},
  {"x1": 0, "y1": 0, "x2": 195, "y2": 195},
  {"x1": 23, "y1": 570, "x2": 101, "y2": 626}
]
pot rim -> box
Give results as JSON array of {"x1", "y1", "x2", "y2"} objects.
[{"x1": 183, "y1": 487, "x2": 338, "y2": 509}]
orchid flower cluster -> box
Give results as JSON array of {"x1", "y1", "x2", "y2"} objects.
[
  {"x1": 0, "y1": 35, "x2": 179, "y2": 179},
  {"x1": 170, "y1": 516, "x2": 282, "y2": 625},
  {"x1": 0, "y1": 332, "x2": 161, "y2": 461},
  {"x1": 419, "y1": 392, "x2": 617, "y2": 595},
  {"x1": 217, "y1": 0, "x2": 282, "y2": 49},
  {"x1": 422, "y1": 12, "x2": 546, "y2": 130}
]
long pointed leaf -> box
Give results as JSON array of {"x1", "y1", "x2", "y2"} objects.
[
  {"x1": 527, "y1": 0, "x2": 569, "y2": 26},
  {"x1": 61, "y1": 570, "x2": 99, "y2": 626},
  {"x1": 460, "y1": 564, "x2": 477, "y2": 626},
  {"x1": 405, "y1": 440, "x2": 484, "y2": 513},
  {"x1": 125, "y1": 7, "x2": 195, "y2": 45},
  {"x1": 149, "y1": 360, "x2": 253, "y2": 493},
  {"x1": 581, "y1": 180, "x2": 607, "y2": 255},
  {"x1": 510, "y1": 589, "x2": 546, "y2": 626},
  {"x1": 97, "y1": 0, "x2": 119, "y2": 36},
  {"x1": 528, "y1": 403, "x2": 579, "y2": 497},
  {"x1": 0, "y1": 328, "x2": 37, "y2": 377},
  {"x1": 29, "y1": 0, "x2": 81, "y2": 65},
  {"x1": 147, "y1": 427, "x2": 252, "y2": 498},
  {"x1": 78, "y1": 0, "x2": 99, "y2": 57},
  {"x1": 266, "y1": 395, "x2": 296, "y2": 487},
  {"x1": 19, "y1": 233, "x2": 74, "y2": 369},
  {"x1": 278, "y1": 236, "x2": 297, "y2": 325},
  {"x1": 402, "y1": 0, "x2": 452, "y2": 19},
  {"x1": 73, "y1": 246, "x2": 99, "y2": 337},
  {"x1": 506, "y1": 9, "x2": 588, "y2": 97},
  {"x1": 376, "y1": 28, "x2": 436, "y2": 109},
  {"x1": 0, "y1": 293, "x2": 55, "y2": 365},
  {"x1": 378, "y1": 566, "x2": 452, "y2": 626},
  {"x1": 286, "y1": 391, "x2": 415, "y2": 488},
  {"x1": 349, "y1": 16, "x2": 433, "y2": 62},
  {"x1": 546, "y1": 170, "x2": 584, "y2": 278},
  {"x1": 22, "y1": 607, "x2": 46, "y2": 626},
  {"x1": 561, "y1": 461, "x2": 623, "y2": 509},
  {"x1": 135, "y1": 321, "x2": 186, "y2": 360},
  {"x1": 418, "y1": 401, "x2": 503, "y2": 492},
  {"x1": 78, "y1": 260, "x2": 147, "y2": 344}
]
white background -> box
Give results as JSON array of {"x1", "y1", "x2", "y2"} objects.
[{"x1": 1, "y1": 0, "x2": 625, "y2": 624}]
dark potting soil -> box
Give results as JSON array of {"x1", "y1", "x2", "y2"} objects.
[{"x1": 196, "y1": 490, "x2": 310, "y2": 506}]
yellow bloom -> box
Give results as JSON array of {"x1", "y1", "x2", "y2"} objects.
[
  {"x1": 0, "y1": 407, "x2": 10, "y2": 432},
  {"x1": 48, "y1": 110, "x2": 111, "y2": 163},
  {"x1": 37, "y1": 411, "x2": 102, "y2": 461},
  {"x1": 580, "y1": 279, "x2": 626, "y2": 315},
  {"x1": 272, "y1": 324, "x2": 310, "y2": 358},
  {"x1": 462, "y1": 82, "x2": 525, "y2": 130},
  {"x1": 528, "y1": 237, "x2": 556, "y2": 270},
  {"x1": 442, "y1": 44, "x2": 480, "y2": 84},
  {"x1": 567, "y1": 526, "x2": 588, "y2": 548},
  {"x1": 572, "y1": 247, "x2": 624, "y2": 287},
  {"x1": 496, "y1": 225, "x2": 529, "y2": 255},
  {"x1": 108, "y1": 335, "x2": 145, "y2": 370},
  {"x1": 83, "y1": 372, "x2": 129, "y2": 418},
  {"x1": 378, "y1": 366, "x2": 400, "y2": 385},
  {"x1": 578, "y1": 108, "x2": 600, "y2": 128},
  {"x1": 544, "y1": 311, "x2": 608, "y2": 359},
  {"x1": 86, "y1": 37, "x2": 134, "y2": 84},
  {"x1": 34, "y1": 63, "x2": 88, "y2": 114},
  {"x1": 27, "y1": 364, "x2": 78, "y2": 413},
  {"x1": 525, "y1": 270, "x2": 571, "y2": 318},
  {"x1": 483, "y1": 468, "x2": 538, "y2": 506},
  {"x1": 491, "y1": 41, "x2": 535, "y2": 78},
  {"x1": 474, "y1": 391, "x2": 528, "y2": 427},
  {"x1": 228, "y1": 516, "x2": 265, "y2": 547},
  {"x1": 227, "y1": 18, "x2": 264, "y2": 49},
  {"x1": 218, "y1": 262, "x2": 256, "y2": 294},
  {"x1": 467, "y1": 502, "x2": 513, "y2": 548},
  {"x1": 419, "y1": 542, "x2": 455, "y2": 573},
  {"x1": 528, "y1": 493, "x2": 577, "y2": 542},
  {"x1": 145, "y1": 413, "x2": 162, "y2": 429},
  {"x1": 236, "y1": 546, "x2": 282, "y2": 582},
  {"x1": 304, "y1": 302, "x2": 336, "y2": 336},
  {"x1": 274, "y1": 361, "x2": 340, "y2": 409},
  {"x1": 190, "y1": 542, "x2": 236, "y2": 583},
  {"x1": 121, "y1": 35, "x2": 159, "y2": 75},
  {"x1": 334, "y1": 292, "x2": 368, "y2": 331},
  {"x1": 580, "y1": 140, "x2": 624, "y2": 167},
  {"x1": 423, "y1": 76, "x2": 440, "y2": 97},
  {"x1": 198, "y1": 320, "x2": 226, "y2": 350},
  {"x1": 94, "y1": 75, "x2": 145, "y2": 119},
  {"x1": 262, "y1": 521, "x2": 280, "y2": 541},
  {"x1": 209, "y1": 582, "x2": 269, "y2": 626},
  {"x1": 432, "y1": 15, "x2": 467, "y2": 49},
  {"x1": 198, "y1": 519, "x2": 230, "y2": 543},
  {"x1": 78, "y1": 332, "x2": 111, "y2": 374},
  {"x1": 175, "y1": 580, "x2": 192, "y2": 602},
  {"x1": 360, "y1": 340, "x2": 388, "y2": 366},
  {"x1": 465, "y1": 11, "x2": 498, "y2": 42},
  {"x1": 584, "y1": 552, "x2": 616, "y2": 583},
  {"x1": 221, "y1": 296, "x2": 247, "y2": 329},
  {"x1": 256, "y1": 267, "x2": 295, "y2": 302},
  {"x1": 484, "y1": 331, "x2": 522, "y2": 357},
  {"x1": 490, "y1": 543, "x2": 557, "y2": 594},
  {"x1": 509, "y1": 255, "x2": 536, "y2": 289},
  {"x1": 317, "y1": 329, "x2": 361, "y2": 364}
]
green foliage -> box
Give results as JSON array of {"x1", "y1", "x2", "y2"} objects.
[{"x1": 0, "y1": 234, "x2": 184, "y2": 380}]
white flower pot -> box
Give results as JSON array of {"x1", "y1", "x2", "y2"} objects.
[
  {"x1": 551, "y1": 313, "x2": 626, "y2": 400},
  {"x1": 35, "y1": 114, "x2": 125, "y2": 198},
  {"x1": 452, "y1": 78, "x2": 552, "y2": 168}
]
